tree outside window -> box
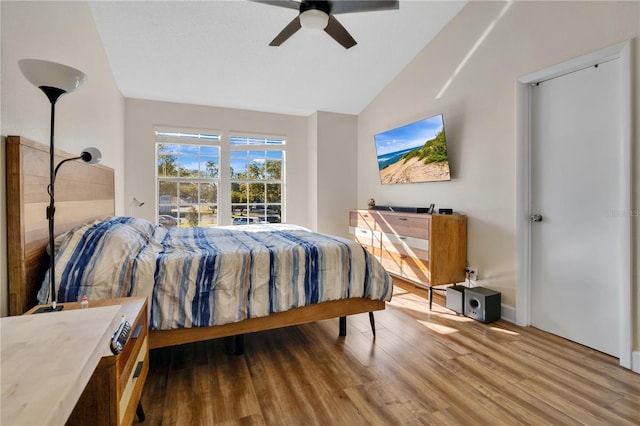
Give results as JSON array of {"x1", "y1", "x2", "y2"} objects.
[{"x1": 156, "y1": 136, "x2": 220, "y2": 227}]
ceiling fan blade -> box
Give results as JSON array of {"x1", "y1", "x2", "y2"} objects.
[
  {"x1": 269, "y1": 16, "x2": 302, "y2": 46},
  {"x1": 331, "y1": 0, "x2": 399, "y2": 15},
  {"x1": 250, "y1": 0, "x2": 301, "y2": 11},
  {"x1": 324, "y1": 15, "x2": 357, "y2": 49}
]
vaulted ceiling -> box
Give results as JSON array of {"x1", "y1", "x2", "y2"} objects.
[{"x1": 89, "y1": 0, "x2": 466, "y2": 116}]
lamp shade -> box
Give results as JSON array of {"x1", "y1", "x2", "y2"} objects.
[
  {"x1": 300, "y1": 9, "x2": 329, "y2": 30},
  {"x1": 18, "y1": 59, "x2": 86, "y2": 94},
  {"x1": 81, "y1": 147, "x2": 102, "y2": 164}
]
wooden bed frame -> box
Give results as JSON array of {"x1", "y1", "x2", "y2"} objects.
[{"x1": 6, "y1": 135, "x2": 385, "y2": 349}]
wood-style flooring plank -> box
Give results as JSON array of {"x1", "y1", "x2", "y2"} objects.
[
  {"x1": 438, "y1": 353, "x2": 582, "y2": 425},
  {"x1": 207, "y1": 340, "x2": 263, "y2": 424},
  {"x1": 139, "y1": 280, "x2": 640, "y2": 425},
  {"x1": 141, "y1": 345, "x2": 171, "y2": 426}
]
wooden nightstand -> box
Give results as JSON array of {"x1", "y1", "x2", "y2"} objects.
[{"x1": 26, "y1": 297, "x2": 149, "y2": 425}]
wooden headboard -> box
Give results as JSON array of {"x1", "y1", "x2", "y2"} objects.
[{"x1": 6, "y1": 136, "x2": 115, "y2": 315}]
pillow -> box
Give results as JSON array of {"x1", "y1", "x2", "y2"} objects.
[
  {"x1": 38, "y1": 216, "x2": 165, "y2": 304},
  {"x1": 44, "y1": 219, "x2": 100, "y2": 256},
  {"x1": 121, "y1": 216, "x2": 157, "y2": 239}
]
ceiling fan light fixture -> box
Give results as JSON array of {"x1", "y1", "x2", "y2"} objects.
[{"x1": 300, "y1": 9, "x2": 329, "y2": 30}]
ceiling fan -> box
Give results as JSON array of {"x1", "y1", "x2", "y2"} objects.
[{"x1": 253, "y1": 0, "x2": 399, "y2": 49}]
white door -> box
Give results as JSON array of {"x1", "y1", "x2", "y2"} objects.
[{"x1": 530, "y1": 59, "x2": 622, "y2": 357}]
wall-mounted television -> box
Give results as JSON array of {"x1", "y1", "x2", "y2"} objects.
[{"x1": 373, "y1": 114, "x2": 451, "y2": 184}]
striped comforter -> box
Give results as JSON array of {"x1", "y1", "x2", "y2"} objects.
[{"x1": 39, "y1": 217, "x2": 392, "y2": 330}]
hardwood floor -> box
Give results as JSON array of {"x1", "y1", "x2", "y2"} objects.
[{"x1": 140, "y1": 281, "x2": 640, "y2": 425}]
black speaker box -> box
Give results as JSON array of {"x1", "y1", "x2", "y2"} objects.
[{"x1": 464, "y1": 287, "x2": 501, "y2": 323}]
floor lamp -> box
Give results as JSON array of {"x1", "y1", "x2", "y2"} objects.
[{"x1": 19, "y1": 59, "x2": 102, "y2": 312}]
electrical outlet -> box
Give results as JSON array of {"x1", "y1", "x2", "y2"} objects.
[{"x1": 466, "y1": 266, "x2": 479, "y2": 281}]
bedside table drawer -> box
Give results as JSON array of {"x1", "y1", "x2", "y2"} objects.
[
  {"x1": 118, "y1": 308, "x2": 148, "y2": 399},
  {"x1": 119, "y1": 336, "x2": 148, "y2": 424}
]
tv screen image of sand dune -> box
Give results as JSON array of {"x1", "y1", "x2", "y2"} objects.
[{"x1": 374, "y1": 114, "x2": 451, "y2": 184}]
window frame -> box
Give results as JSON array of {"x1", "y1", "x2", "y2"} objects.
[
  {"x1": 155, "y1": 129, "x2": 222, "y2": 227},
  {"x1": 229, "y1": 133, "x2": 286, "y2": 225},
  {"x1": 154, "y1": 128, "x2": 286, "y2": 227}
]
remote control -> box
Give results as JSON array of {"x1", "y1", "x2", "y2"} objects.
[{"x1": 110, "y1": 316, "x2": 132, "y2": 355}]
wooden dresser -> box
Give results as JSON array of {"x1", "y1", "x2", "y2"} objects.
[
  {"x1": 349, "y1": 209, "x2": 467, "y2": 308},
  {"x1": 26, "y1": 297, "x2": 149, "y2": 425}
]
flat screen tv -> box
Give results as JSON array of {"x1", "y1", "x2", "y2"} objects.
[{"x1": 373, "y1": 114, "x2": 451, "y2": 184}]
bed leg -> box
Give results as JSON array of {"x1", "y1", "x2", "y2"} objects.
[
  {"x1": 225, "y1": 334, "x2": 245, "y2": 355},
  {"x1": 369, "y1": 312, "x2": 376, "y2": 338},
  {"x1": 429, "y1": 286, "x2": 433, "y2": 310},
  {"x1": 235, "y1": 334, "x2": 245, "y2": 354},
  {"x1": 339, "y1": 316, "x2": 347, "y2": 336},
  {"x1": 136, "y1": 401, "x2": 145, "y2": 422}
]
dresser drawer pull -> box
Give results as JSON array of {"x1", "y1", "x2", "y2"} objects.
[
  {"x1": 398, "y1": 236, "x2": 407, "y2": 240},
  {"x1": 133, "y1": 361, "x2": 144, "y2": 379},
  {"x1": 398, "y1": 217, "x2": 408, "y2": 221},
  {"x1": 132, "y1": 325, "x2": 143, "y2": 339}
]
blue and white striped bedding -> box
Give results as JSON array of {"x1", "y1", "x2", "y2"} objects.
[{"x1": 38, "y1": 217, "x2": 393, "y2": 330}]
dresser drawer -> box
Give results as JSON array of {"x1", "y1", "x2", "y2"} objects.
[
  {"x1": 401, "y1": 259, "x2": 431, "y2": 284},
  {"x1": 349, "y1": 210, "x2": 377, "y2": 231},
  {"x1": 378, "y1": 251, "x2": 403, "y2": 277},
  {"x1": 349, "y1": 226, "x2": 382, "y2": 249},
  {"x1": 373, "y1": 213, "x2": 430, "y2": 240},
  {"x1": 380, "y1": 232, "x2": 428, "y2": 259},
  {"x1": 379, "y1": 249, "x2": 431, "y2": 285}
]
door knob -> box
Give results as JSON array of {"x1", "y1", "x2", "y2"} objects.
[{"x1": 530, "y1": 214, "x2": 543, "y2": 222}]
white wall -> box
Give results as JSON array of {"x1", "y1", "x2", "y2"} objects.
[
  {"x1": 0, "y1": 1, "x2": 125, "y2": 317},
  {"x1": 358, "y1": 1, "x2": 639, "y2": 338},
  {"x1": 315, "y1": 112, "x2": 357, "y2": 238},
  {"x1": 307, "y1": 112, "x2": 358, "y2": 237},
  {"x1": 307, "y1": 113, "x2": 319, "y2": 230},
  {"x1": 125, "y1": 99, "x2": 310, "y2": 228}
]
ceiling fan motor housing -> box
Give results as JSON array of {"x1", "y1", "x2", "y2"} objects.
[{"x1": 300, "y1": 1, "x2": 331, "y2": 14}]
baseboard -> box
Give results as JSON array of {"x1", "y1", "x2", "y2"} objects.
[
  {"x1": 500, "y1": 304, "x2": 516, "y2": 323},
  {"x1": 632, "y1": 351, "x2": 640, "y2": 374},
  {"x1": 502, "y1": 307, "x2": 638, "y2": 373}
]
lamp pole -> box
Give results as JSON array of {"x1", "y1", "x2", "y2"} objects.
[
  {"x1": 45, "y1": 91, "x2": 62, "y2": 309},
  {"x1": 41, "y1": 87, "x2": 69, "y2": 309}
]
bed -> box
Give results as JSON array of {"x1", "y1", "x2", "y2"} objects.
[{"x1": 6, "y1": 135, "x2": 392, "y2": 349}]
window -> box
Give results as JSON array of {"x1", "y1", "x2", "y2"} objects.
[
  {"x1": 230, "y1": 136, "x2": 285, "y2": 224},
  {"x1": 155, "y1": 131, "x2": 285, "y2": 227},
  {"x1": 156, "y1": 131, "x2": 220, "y2": 227}
]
